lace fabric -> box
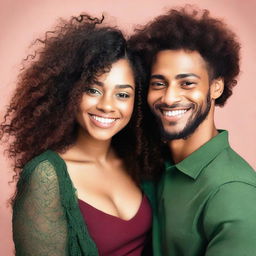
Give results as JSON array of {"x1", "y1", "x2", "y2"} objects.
[
  {"x1": 13, "y1": 160, "x2": 68, "y2": 256},
  {"x1": 12, "y1": 150, "x2": 98, "y2": 256}
]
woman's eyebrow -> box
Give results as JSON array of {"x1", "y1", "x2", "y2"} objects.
[
  {"x1": 94, "y1": 81, "x2": 134, "y2": 90},
  {"x1": 115, "y1": 84, "x2": 134, "y2": 90},
  {"x1": 94, "y1": 81, "x2": 104, "y2": 86}
]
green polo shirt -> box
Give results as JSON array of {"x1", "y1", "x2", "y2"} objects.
[{"x1": 154, "y1": 130, "x2": 256, "y2": 256}]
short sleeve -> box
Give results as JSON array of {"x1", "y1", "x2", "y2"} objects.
[
  {"x1": 13, "y1": 160, "x2": 68, "y2": 256},
  {"x1": 203, "y1": 182, "x2": 256, "y2": 256}
]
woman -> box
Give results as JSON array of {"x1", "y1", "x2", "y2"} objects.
[{"x1": 0, "y1": 14, "x2": 152, "y2": 256}]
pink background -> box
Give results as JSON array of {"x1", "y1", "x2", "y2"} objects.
[{"x1": 0, "y1": 0, "x2": 255, "y2": 255}]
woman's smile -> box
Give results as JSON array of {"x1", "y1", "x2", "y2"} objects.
[{"x1": 89, "y1": 113, "x2": 119, "y2": 128}]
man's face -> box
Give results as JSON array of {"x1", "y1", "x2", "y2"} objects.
[{"x1": 147, "y1": 49, "x2": 212, "y2": 140}]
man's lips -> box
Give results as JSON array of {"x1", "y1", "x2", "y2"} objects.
[
  {"x1": 154, "y1": 103, "x2": 194, "y2": 120},
  {"x1": 162, "y1": 108, "x2": 190, "y2": 117}
]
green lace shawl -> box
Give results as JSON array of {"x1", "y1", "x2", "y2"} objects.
[{"x1": 13, "y1": 150, "x2": 98, "y2": 256}]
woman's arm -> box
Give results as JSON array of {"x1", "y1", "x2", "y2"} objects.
[{"x1": 13, "y1": 160, "x2": 68, "y2": 256}]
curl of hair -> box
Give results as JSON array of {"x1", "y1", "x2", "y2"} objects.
[{"x1": 0, "y1": 13, "x2": 149, "y2": 202}]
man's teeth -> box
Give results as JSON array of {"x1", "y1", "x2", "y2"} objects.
[
  {"x1": 91, "y1": 115, "x2": 116, "y2": 123},
  {"x1": 163, "y1": 109, "x2": 187, "y2": 117}
]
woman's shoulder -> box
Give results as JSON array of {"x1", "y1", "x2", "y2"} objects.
[
  {"x1": 17, "y1": 150, "x2": 76, "y2": 206},
  {"x1": 24, "y1": 150, "x2": 63, "y2": 169},
  {"x1": 21, "y1": 150, "x2": 66, "y2": 180}
]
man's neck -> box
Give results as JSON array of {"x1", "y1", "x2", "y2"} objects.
[{"x1": 168, "y1": 118, "x2": 218, "y2": 164}]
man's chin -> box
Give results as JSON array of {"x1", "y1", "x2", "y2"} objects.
[
  {"x1": 157, "y1": 120, "x2": 198, "y2": 141},
  {"x1": 161, "y1": 130, "x2": 191, "y2": 140}
]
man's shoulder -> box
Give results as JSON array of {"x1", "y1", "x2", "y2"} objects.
[{"x1": 202, "y1": 146, "x2": 256, "y2": 186}]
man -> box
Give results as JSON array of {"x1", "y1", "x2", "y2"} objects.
[{"x1": 129, "y1": 6, "x2": 256, "y2": 256}]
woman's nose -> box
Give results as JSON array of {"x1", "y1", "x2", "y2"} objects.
[{"x1": 96, "y1": 95, "x2": 115, "y2": 113}]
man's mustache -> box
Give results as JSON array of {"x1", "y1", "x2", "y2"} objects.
[{"x1": 154, "y1": 102, "x2": 194, "y2": 110}]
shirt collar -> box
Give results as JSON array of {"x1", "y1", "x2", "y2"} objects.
[{"x1": 165, "y1": 130, "x2": 230, "y2": 179}]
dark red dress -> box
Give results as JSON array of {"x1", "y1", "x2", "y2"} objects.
[{"x1": 78, "y1": 195, "x2": 152, "y2": 255}]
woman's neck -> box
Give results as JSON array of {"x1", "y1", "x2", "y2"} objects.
[{"x1": 63, "y1": 128, "x2": 113, "y2": 164}]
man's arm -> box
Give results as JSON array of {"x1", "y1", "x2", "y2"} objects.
[{"x1": 203, "y1": 181, "x2": 256, "y2": 256}]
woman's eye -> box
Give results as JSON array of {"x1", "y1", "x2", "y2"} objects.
[
  {"x1": 85, "y1": 88, "x2": 101, "y2": 95},
  {"x1": 116, "y1": 92, "x2": 130, "y2": 99}
]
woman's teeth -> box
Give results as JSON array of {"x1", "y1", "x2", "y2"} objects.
[{"x1": 91, "y1": 115, "x2": 116, "y2": 124}]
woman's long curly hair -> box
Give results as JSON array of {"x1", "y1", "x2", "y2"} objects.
[{"x1": 0, "y1": 14, "x2": 153, "y2": 202}]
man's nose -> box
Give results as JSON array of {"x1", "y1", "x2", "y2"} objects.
[{"x1": 161, "y1": 85, "x2": 182, "y2": 106}]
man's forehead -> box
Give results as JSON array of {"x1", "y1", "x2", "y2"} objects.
[{"x1": 151, "y1": 49, "x2": 209, "y2": 75}]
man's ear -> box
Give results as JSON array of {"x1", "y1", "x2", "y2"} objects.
[{"x1": 210, "y1": 78, "x2": 224, "y2": 100}]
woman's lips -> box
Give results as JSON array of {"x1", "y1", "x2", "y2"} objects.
[{"x1": 89, "y1": 114, "x2": 118, "y2": 128}]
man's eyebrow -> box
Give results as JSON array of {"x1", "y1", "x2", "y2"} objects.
[
  {"x1": 150, "y1": 74, "x2": 166, "y2": 80},
  {"x1": 175, "y1": 73, "x2": 201, "y2": 79}
]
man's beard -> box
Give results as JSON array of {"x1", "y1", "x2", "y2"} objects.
[{"x1": 157, "y1": 91, "x2": 211, "y2": 141}]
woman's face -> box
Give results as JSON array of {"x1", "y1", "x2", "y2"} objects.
[{"x1": 76, "y1": 58, "x2": 136, "y2": 141}]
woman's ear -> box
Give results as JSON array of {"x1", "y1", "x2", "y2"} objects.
[{"x1": 210, "y1": 78, "x2": 224, "y2": 100}]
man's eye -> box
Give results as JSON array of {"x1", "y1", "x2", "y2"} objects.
[
  {"x1": 85, "y1": 88, "x2": 101, "y2": 95},
  {"x1": 181, "y1": 81, "x2": 196, "y2": 87},
  {"x1": 150, "y1": 81, "x2": 166, "y2": 87},
  {"x1": 116, "y1": 92, "x2": 130, "y2": 99}
]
